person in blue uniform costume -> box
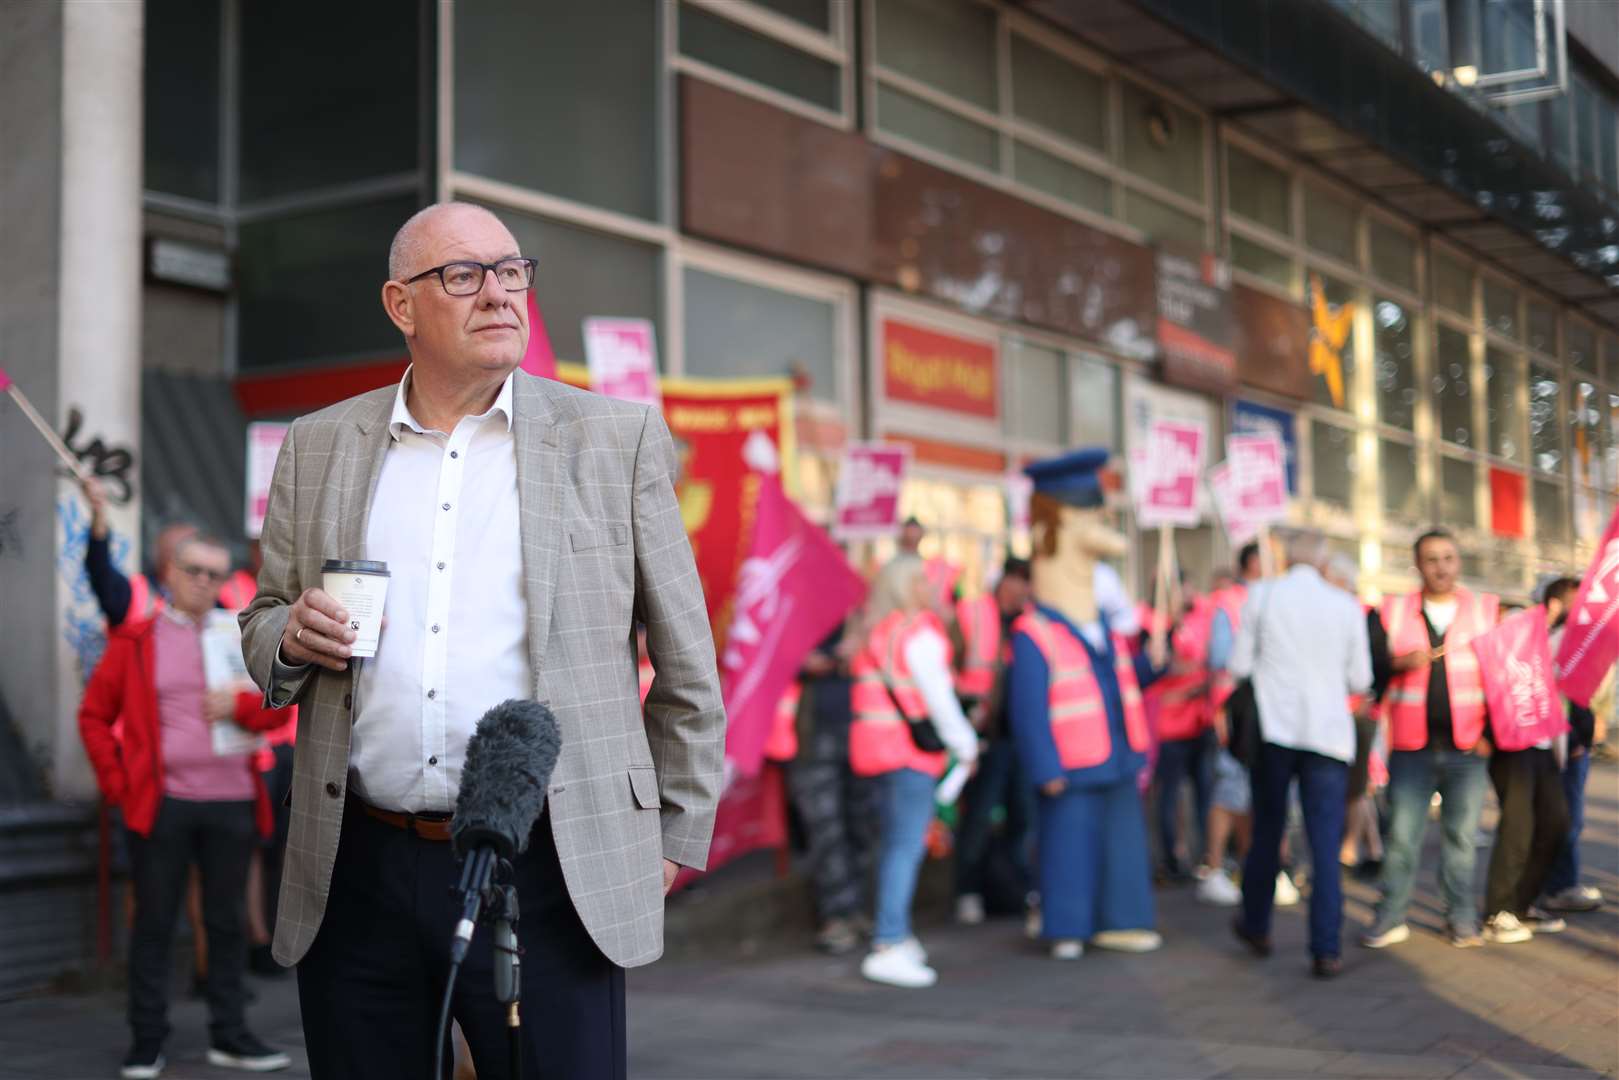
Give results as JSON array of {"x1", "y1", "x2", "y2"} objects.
[{"x1": 1008, "y1": 448, "x2": 1166, "y2": 960}]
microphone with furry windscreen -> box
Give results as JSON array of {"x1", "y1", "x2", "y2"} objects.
[{"x1": 448, "y1": 699, "x2": 562, "y2": 964}]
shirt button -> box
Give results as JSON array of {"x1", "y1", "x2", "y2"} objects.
[
  {"x1": 431, "y1": 624, "x2": 440, "y2": 634},
  {"x1": 450, "y1": 451, "x2": 459, "y2": 459},
  {"x1": 342, "y1": 693, "x2": 352, "y2": 709},
  {"x1": 325, "y1": 781, "x2": 341, "y2": 799},
  {"x1": 442, "y1": 502, "x2": 451, "y2": 511},
  {"x1": 427, "y1": 689, "x2": 436, "y2": 700},
  {"x1": 437, "y1": 562, "x2": 446, "y2": 570},
  {"x1": 428, "y1": 756, "x2": 438, "y2": 766}
]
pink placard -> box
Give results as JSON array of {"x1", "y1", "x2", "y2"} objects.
[
  {"x1": 1135, "y1": 419, "x2": 1205, "y2": 527},
  {"x1": 834, "y1": 443, "x2": 910, "y2": 539},
  {"x1": 243, "y1": 422, "x2": 290, "y2": 539},
  {"x1": 1207, "y1": 461, "x2": 1259, "y2": 545},
  {"x1": 582, "y1": 317, "x2": 661, "y2": 408},
  {"x1": 1226, "y1": 432, "x2": 1288, "y2": 523}
]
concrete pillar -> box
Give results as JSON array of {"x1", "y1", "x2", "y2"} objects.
[{"x1": 0, "y1": 0, "x2": 144, "y2": 801}]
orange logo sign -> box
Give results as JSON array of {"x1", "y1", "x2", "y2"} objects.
[
  {"x1": 882, "y1": 318, "x2": 999, "y2": 420},
  {"x1": 1309, "y1": 274, "x2": 1354, "y2": 409}
]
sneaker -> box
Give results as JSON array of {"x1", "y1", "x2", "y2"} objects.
[
  {"x1": 1024, "y1": 905, "x2": 1042, "y2": 941},
  {"x1": 1196, "y1": 870, "x2": 1242, "y2": 907},
  {"x1": 121, "y1": 1041, "x2": 165, "y2": 1080},
  {"x1": 1050, "y1": 939, "x2": 1083, "y2": 960},
  {"x1": 1522, "y1": 906, "x2": 1567, "y2": 934},
  {"x1": 1360, "y1": 923, "x2": 1411, "y2": 949},
  {"x1": 896, "y1": 936, "x2": 929, "y2": 965},
  {"x1": 814, "y1": 918, "x2": 859, "y2": 956},
  {"x1": 1092, "y1": 929, "x2": 1163, "y2": 953},
  {"x1": 1542, "y1": 885, "x2": 1602, "y2": 912},
  {"x1": 1273, "y1": 871, "x2": 1300, "y2": 907},
  {"x1": 1483, "y1": 911, "x2": 1533, "y2": 945},
  {"x1": 955, "y1": 894, "x2": 986, "y2": 926},
  {"x1": 207, "y1": 1032, "x2": 291, "y2": 1072},
  {"x1": 860, "y1": 945, "x2": 938, "y2": 988},
  {"x1": 1449, "y1": 922, "x2": 1484, "y2": 948}
]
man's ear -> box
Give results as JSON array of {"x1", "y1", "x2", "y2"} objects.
[{"x1": 382, "y1": 280, "x2": 416, "y2": 338}]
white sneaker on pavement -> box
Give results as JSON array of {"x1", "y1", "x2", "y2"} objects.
[
  {"x1": 1483, "y1": 911, "x2": 1533, "y2": 944},
  {"x1": 1522, "y1": 906, "x2": 1567, "y2": 934},
  {"x1": 1274, "y1": 871, "x2": 1300, "y2": 907},
  {"x1": 1541, "y1": 885, "x2": 1601, "y2": 912},
  {"x1": 1092, "y1": 929, "x2": 1163, "y2": 953},
  {"x1": 955, "y1": 894, "x2": 986, "y2": 925},
  {"x1": 861, "y1": 945, "x2": 938, "y2": 988},
  {"x1": 897, "y1": 936, "x2": 929, "y2": 964},
  {"x1": 1197, "y1": 871, "x2": 1242, "y2": 907},
  {"x1": 1360, "y1": 923, "x2": 1411, "y2": 949},
  {"x1": 1050, "y1": 939, "x2": 1083, "y2": 960}
]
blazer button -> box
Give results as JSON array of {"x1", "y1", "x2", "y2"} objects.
[
  {"x1": 343, "y1": 693, "x2": 353, "y2": 710},
  {"x1": 325, "y1": 781, "x2": 341, "y2": 799}
]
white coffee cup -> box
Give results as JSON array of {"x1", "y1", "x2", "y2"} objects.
[{"x1": 321, "y1": 559, "x2": 390, "y2": 659}]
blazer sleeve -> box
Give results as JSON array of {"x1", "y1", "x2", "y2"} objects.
[
  {"x1": 239, "y1": 422, "x2": 316, "y2": 709},
  {"x1": 631, "y1": 407, "x2": 725, "y2": 871},
  {"x1": 77, "y1": 639, "x2": 130, "y2": 805}
]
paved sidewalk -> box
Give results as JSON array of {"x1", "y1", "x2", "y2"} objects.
[{"x1": 3, "y1": 764, "x2": 1614, "y2": 1079}]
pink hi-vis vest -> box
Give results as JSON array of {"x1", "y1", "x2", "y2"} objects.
[
  {"x1": 217, "y1": 570, "x2": 257, "y2": 611},
  {"x1": 849, "y1": 611, "x2": 951, "y2": 779},
  {"x1": 1380, "y1": 588, "x2": 1498, "y2": 751},
  {"x1": 1014, "y1": 609, "x2": 1150, "y2": 771},
  {"x1": 1207, "y1": 584, "x2": 1248, "y2": 710},
  {"x1": 1150, "y1": 596, "x2": 1216, "y2": 743},
  {"x1": 955, "y1": 593, "x2": 1004, "y2": 698},
  {"x1": 764, "y1": 682, "x2": 801, "y2": 763}
]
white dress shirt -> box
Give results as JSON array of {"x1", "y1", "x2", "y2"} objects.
[
  {"x1": 1228, "y1": 565, "x2": 1372, "y2": 764},
  {"x1": 348, "y1": 368, "x2": 532, "y2": 812},
  {"x1": 904, "y1": 627, "x2": 980, "y2": 764}
]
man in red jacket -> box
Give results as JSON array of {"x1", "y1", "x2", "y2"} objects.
[{"x1": 78, "y1": 534, "x2": 294, "y2": 1079}]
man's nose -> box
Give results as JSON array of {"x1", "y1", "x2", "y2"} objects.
[{"x1": 475, "y1": 267, "x2": 510, "y2": 307}]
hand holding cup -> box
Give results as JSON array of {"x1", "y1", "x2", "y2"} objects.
[{"x1": 281, "y1": 587, "x2": 356, "y2": 672}]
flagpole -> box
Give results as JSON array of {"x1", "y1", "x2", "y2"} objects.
[{"x1": 4, "y1": 382, "x2": 89, "y2": 482}]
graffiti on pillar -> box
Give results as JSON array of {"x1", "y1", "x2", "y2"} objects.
[
  {"x1": 60, "y1": 407, "x2": 137, "y2": 504},
  {"x1": 0, "y1": 507, "x2": 20, "y2": 558},
  {"x1": 55, "y1": 493, "x2": 131, "y2": 680}
]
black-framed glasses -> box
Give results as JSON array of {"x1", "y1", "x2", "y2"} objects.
[
  {"x1": 176, "y1": 562, "x2": 229, "y2": 584},
  {"x1": 402, "y1": 257, "x2": 537, "y2": 297}
]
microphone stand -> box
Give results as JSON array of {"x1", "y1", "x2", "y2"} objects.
[{"x1": 436, "y1": 863, "x2": 524, "y2": 1080}]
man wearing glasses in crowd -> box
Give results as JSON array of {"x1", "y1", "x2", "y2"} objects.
[{"x1": 79, "y1": 534, "x2": 296, "y2": 1078}]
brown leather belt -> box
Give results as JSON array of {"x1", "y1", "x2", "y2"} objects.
[{"x1": 359, "y1": 800, "x2": 454, "y2": 842}]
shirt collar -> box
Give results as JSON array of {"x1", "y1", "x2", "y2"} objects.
[
  {"x1": 389, "y1": 365, "x2": 515, "y2": 441},
  {"x1": 160, "y1": 605, "x2": 200, "y2": 628}
]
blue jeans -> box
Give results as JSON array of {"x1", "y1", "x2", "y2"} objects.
[
  {"x1": 872, "y1": 768, "x2": 938, "y2": 946},
  {"x1": 1374, "y1": 747, "x2": 1489, "y2": 931},
  {"x1": 1545, "y1": 751, "x2": 1591, "y2": 895},
  {"x1": 1239, "y1": 742, "x2": 1348, "y2": 959},
  {"x1": 1155, "y1": 730, "x2": 1215, "y2": 872}
]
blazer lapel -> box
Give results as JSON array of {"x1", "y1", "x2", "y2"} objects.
[
  {"x1": 512, "y1": 374, "x2": 563, "y2": 689},
  {"x1": 341, "y1": 392, "x2": 397, "y2": 562}
]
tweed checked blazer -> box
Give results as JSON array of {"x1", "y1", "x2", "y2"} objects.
[{"x1": 239, "y1": 372, "x2": 725, "y2": 969}]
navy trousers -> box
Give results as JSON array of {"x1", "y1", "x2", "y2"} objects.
[
  {"x1": 297, "y1": 800, "x2": 626, "y2": 1080},
  {"x1": 1240, "y1": 742, "x2": 1348, "y2": 959}
]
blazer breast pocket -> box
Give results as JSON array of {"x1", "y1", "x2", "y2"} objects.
[{"x1": 570, "y1": 524, "x2": 630, "y2": 552}]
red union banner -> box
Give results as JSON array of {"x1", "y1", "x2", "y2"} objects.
[
  {"x1": 1555, "y1": 506, "x2": 1619, "y2": 708},
  {"x1": 881, "y1": 318, "x2": 999, "y2": 420}
]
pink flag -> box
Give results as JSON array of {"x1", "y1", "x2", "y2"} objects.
[
  {"x1": 519, "y1": 290, "x2": 558, "y2": 380},
  {"x1": 0, "y1": 367, "x2": 12, "y2": 391},
  {"x1": 1471, "y1": 606, "x2": 1567, "y2": 752},
  {"x1": 719, "y1": 474, "x2": 867, "y2": 779},
  {"x1": 1555, "y1": 506, "x2": 1619, "y2": 707}
]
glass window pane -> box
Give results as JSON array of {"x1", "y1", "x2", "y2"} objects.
[
  {"x1": 1368, "y1": 220, "x2": 1415, "y2": 292},
  {"x1": 1311, "y1": 421, "x2": 1355, "y2": 506},
  {"x1": 1230, "y1": 234, "x2": 1293, "y2": 290},
  {"x1": 1526, "y1": 300, "x2": 1556, "y2": 355},
  {"x1": 1434, "y1": 324, "x2": 1474, "y2": 447},
  {"x1": 1120, "y1": 82, "x2": 1206, "y2": 203},
  {"x1": 144, "y1": 0, "x2": 221, "y2": 202},
  {"x1": 1440, "y1": 456, "x2": 1476, "y2": 528},
  {"x1": 683, "y1": 266, "x2": 838, "y2": 401},
  {"x1": 1434, "y1": 250, "x2": 1472, "y2": 315},
  {"x1": 1566, "y1": 321, "x2": 1596, "y2": 374},
  {"x1": 1529, "y1": 365, "x2": 1562, "y2": 474},
  {"x1": 1122, "y1": 189, "x2": 1205, "y2": 252},
  {"x1": 1303, "y1": 184, "x2": 1357, "y2": 264},
  {"x1": 1374, "y1": 297, "x2": 1416, "y2": 431},
  {"x1": 1573, "y1": 380, "x2": 1603, "y2": 488},
  {"x1": 458, "y1": 0, "x2": 658, "y2": 221},
  {"x1": 1070, "y1": 353, "x2": 1118, "y2": 450},
  {"x1": 1483, "y1": 277, "x2": 1518, "y2": 339},
  {"x1": 876, "y1": 84, "x2": 998, "y2": 172},
  {"x1": 1011, "y1": 35, "x2": 1105, "y2": 152},
  {"x1": 1013, "y1": 142, "x2": 1111, "y2": 217},
  {"x1": 239, "y1": 4, "x2": 418, "y2": 202},
  {"x1": 1226, "y1": 145, "x2": 1290, "y2": 234},
  {"x1": 874, "y1": 0, "x2": 997, "y2": 110},
  {"x1": 1481, "y1": 0, "x2": 1537, "y2": 76},
  {"x1": 1309, "y1": 272, "x2": 1357, "y2": 411},
  {"x1": 1381, "y1": 438, "x2": 1420, "y2": 520},
  {"x1": 751, "y1": 0, "x2": 832, "y2": 31},
  {"x1": 492, "y1": 207, "x2": 662, "y2": 366},
  {"x1": 679, "y1": 4, "x2": 840, "y2": 112},
  {"x1": 1005, "y1": 341, "x2": 1064, "y2": 444},
  {"x1": 1534, "y1": 478, "x2": 1568, "y2": 546},
  {"x1": 1485, "y1": 346, "x2": 1524, "y2": 461},
  {"x1": 237, "y1": 196, "x2": 418, "y2": 369}
]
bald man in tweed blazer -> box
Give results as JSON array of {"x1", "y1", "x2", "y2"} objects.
[{"x1": 239, "y1": 203, "x2": 723, "y2": 1079}]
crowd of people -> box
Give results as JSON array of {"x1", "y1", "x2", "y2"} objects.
[{"x1": 769, "y1": 462, "x2": 1611, "y2": 989}]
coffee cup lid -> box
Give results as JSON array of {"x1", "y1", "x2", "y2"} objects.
[{"x1": 322, "y1": 559, "x2": 390, "y2": 576}]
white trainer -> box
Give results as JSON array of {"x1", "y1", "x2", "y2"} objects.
[
  {"x1": 1051, "y1": 939, "x2": 1084, "y2": 960},
  {"x1": 1092, "y1": 929, "x2": 1163, "y2": 952},
  {"x1": 955, "y1": 894, "x2": 986, "y2": 926},
  {"x1": 1197, "y1": 871, "x2": 1242, "y2": 907},
  {"x1": 1274, "y1": 871, "x2": 1301, "y2": 907},
  {"x1": 861, "y1": 945, "x2": 938, "y2": 988},
  {"x1": 1360, "y1": 923, "x2": 1410, "y2": 949},
  {"x1": 1483, "y1": 911, "x2": 1533, "y2": 944}
]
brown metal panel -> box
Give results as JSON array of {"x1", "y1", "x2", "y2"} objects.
[
  {"x1": 679, "y1": 77, "x2": 875, "y2": 278},
  {"x1": 1233, "y1": 283, "x2": 1313, "y2": 401},
  {"x1": 871, "y1": 149, "x2": 1157, "y2": 358}
]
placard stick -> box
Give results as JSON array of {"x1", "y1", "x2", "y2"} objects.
[
  {"x1": 1151, "y1": 523, "x2": 1173, "y2": 662},
  {"x1": 3, "y1": 379, "x2": 89, "y2": 482},
  {"x1": 1257, "y1": 524, "x2": 1276, "y2": 579}
]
